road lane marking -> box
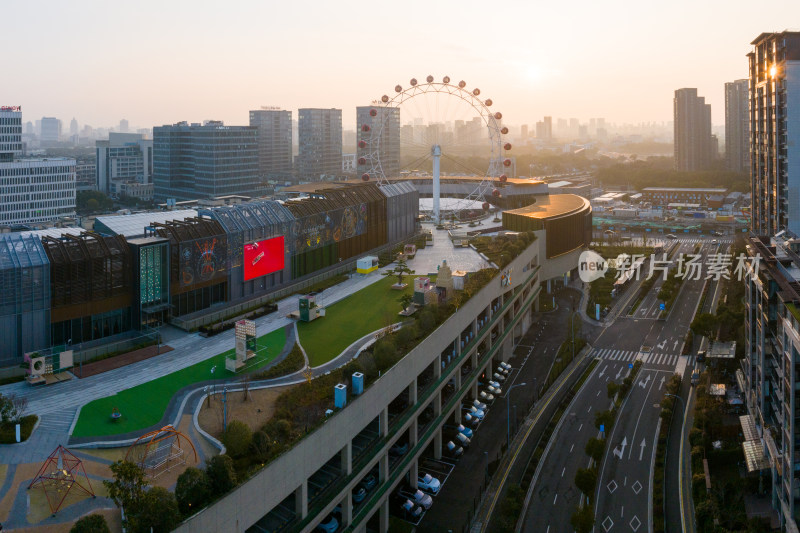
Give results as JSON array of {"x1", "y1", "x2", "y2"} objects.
[
  {"x1": 561, "y1": 467, "x2": 565, "y2": 478},
  {"x1": 553, "y1": 494, "x2": 558, "y2": 505},
  {"x1": 570, "y1": 444, "x2": 574, "y2": 453}
]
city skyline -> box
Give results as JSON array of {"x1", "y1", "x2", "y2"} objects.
[{"x1": 3, "y1": 1, "x2": 800, "y2": 130}]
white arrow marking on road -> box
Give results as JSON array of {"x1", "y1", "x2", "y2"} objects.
[
  {"x1": 673, "y1": 339, "x2": 679, "y2": 350},
  {"x1": 599, "y1": 365, "x2": 607, "y2": 378},
  {"x1": 616, "y1": 367, "x2": 624, "y2": 380},
  {"x1": 639, "y1": 438, "x2": 646, "y2": 460},
  {"x1": 613, "y1": 437, "x2": 628, "y2": 459},
  {"x1": 659, "y1": 376, "x2": 665, "y2": 390},
  {"x1": 657, "y1": 340, "x2": 666, "y2": 349},
  {"x1": 638, "y1": 374, "x2": 651, "y2": 388}
]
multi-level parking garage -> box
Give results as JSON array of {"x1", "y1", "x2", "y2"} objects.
[{"x1": 172, "y1": 193, "x2": 591, "y2": 533}]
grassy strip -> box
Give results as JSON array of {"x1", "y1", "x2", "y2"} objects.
[
  {"x1": 658, "y1": 271, "x2": 684, "y2": 318},
  {"x1": 72, "y1": 329, "x2": 286, "y2": 437},
  {"x1": 543, "y1": 336, "x2": 587, "y2": 391},
  {"x1": 296, "y1": 277, "x2": 415, "y2": 367},
  {"x1": 252, "y1": 343, "x2": 305, "y2": 379},
  {"x1": 652, "y1": 374, "x2": 682, "y2": 532},
  {"x1": 0, "y1": 414, "x2": 38, "y2": 443}
]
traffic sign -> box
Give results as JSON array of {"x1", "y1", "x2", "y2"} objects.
[
  {"x1": 659, "y1": 302, "x2": 665, "y2": 311},
  {"x1": 628, "y1": 363, "x2": 633, "y2": 369}
]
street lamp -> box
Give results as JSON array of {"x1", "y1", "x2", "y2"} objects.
[{"x1": 507, "y1": 382, "x2": 527, "y2": 445}]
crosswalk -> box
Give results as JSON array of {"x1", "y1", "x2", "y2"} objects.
[
  {"x1": 591, "y1": 348, "x2": 680, "y2": 367},
  {"x1": 673, "y1": 237, "x2": 733, "y2": 244}
]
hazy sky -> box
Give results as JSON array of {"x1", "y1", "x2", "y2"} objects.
[{"x1": 3, "y1": 0, "x2": 799, "y2": 130}]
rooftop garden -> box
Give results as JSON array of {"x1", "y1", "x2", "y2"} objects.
[
  {"x1": 72, "y1": 328, "x2": 287, "y2": 438},
  {"x1": 471, "y1": 231, "x2": 536, "y2": 268}
]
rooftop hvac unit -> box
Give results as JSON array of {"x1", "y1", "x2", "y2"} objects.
[
  {"x1": 352, "y1": 372, "x2": 364, "y2": 395},
  {"x1": 334, "y1": 384, "x2": 347, "y2": 409}
]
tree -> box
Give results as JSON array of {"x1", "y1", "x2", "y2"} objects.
[
  {"x1": 175, "y1": 467, "x2": 210, "y2": 516},
  {"x1": 585, "y1": 438, "x2": 606, "y2": 463},
  {"x1": 222, "y1": 420, "x2": 252, "y2": 458},
  {"x1": 690, "y1": 312, "x2": 719, "y2": 341},
  {"x1": 399, "y1": 293, "x2": 414, "y2": 313},
  {"x1": 383, "y1": 258, "x2": 415, "y2": 287},
  {"x1": 86, "y1": 198, "x2": 99, "y2": 211},
  {"x1": 250, "y1": 430, "x2": 273, "y2": 463},
  {"x1": 206, "y1": 454, "x2": 237, "y2": 496},
  {"x1": 571, "y1": 504, "x2": 595, "y2": 533},
  {"x1": 0, "y1": 393, "x2": 27, "y2": 424},
  {"x1": 103, "y1": 460, "x2": 148, "y2": 526},
  {"x1": 594, "y1": 410, "x2": 615, "y2": 431},
  {"x1": 136, "y1": 486, "x2": 181, "y2": 533},
  {"x1": 574, "y1": 467, "x2": 597, "y2": 502},
  {"x1": 70, "y1": 514, "x2": 111, "y2": 533}
]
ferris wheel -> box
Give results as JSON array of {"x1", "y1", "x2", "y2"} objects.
[{"x1": 359, "y1": 75, "x2": 513, "y2": 223}]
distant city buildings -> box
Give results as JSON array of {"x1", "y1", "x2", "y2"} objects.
[
  {"x1": 297, "y1": 108, "x2": 342, "y2": 180},
  {"x1": 673, "y1": 88, "x2": 714, "y2": 171},
  {"x1": 119, "y1": 119, "x2": 129, "y2": 133},
  {"x1": 249, "y1": 108, "x2": 293, "y2": 179},
  {"x1": 356, "y1": 105, "x2": 400, "y2": 178},
  {"x1": 153, "y1": 121, "x2": 260, "y2": 202},
  {"x1": 724, "y1": 79, "x2": 749, "y2": 173},
  {"x1": 749, "y1": 31, "x2": 800, "y2": 235},
  {"x1": 40, "y1": 117, "x2": 61, "y2": 145},
  {"x1": 96, "y1": 132, "x2": 153, "y2": 195},
  {"x1": 0, "y1": 108, "x2": 76, "y2": 225}
]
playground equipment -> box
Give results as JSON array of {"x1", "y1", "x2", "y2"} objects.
[
  {"x1": 125, "y1": 425, "x2": 197, "y2": 479},
  {"x1": 28, "y1": 445, "x2": 95, "y2": 515},
  {"x1": 227, "y1": 319, "x2": 257, "y2": 372}
]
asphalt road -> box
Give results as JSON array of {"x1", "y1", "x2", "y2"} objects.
[{"x1": 519, "y1": 237, "x2": 722, "y2": 533}]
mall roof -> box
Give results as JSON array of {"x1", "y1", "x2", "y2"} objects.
[
  {"x1": 503, "y1": 194, "x2": 591, "y2": 220},
  {"x1": 642, "y1": 187, "x2": 727, "y2": 193},
  {"x1": 16, "y1": 227, "x2": 86, "y2": 240},
  {"x1": 93, "y1": 209, "x2": 198, "y2": 237}
]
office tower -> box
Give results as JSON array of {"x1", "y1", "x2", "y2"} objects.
[
  {"x1": 40, "y1": 117, "x2": 62, "y2": 144},
  {"x1": 535, "y1": 121, "x2": 546, "y2": 139},
  {"x1": 297, "y1": 108, "x2": 342, "y2": 180},
  {"x1": 69, "y1": 118, "x2": 78, "y2": 136},
  {"x1": 724, "y1": 80, "x2": 749, "y2": 173},
  {"x1": 24, "y1": 121, "x2": 33, "y2": 135},
  {"x1": 673, "y1": 88, "x2": 713, "y2": 171},
  {"x1": 556, "y1": 118, "x2": 567, "y2": 137},
  {"x1": 152, "y1": 121, "x2": 259, "y2": 202},
  {"x1": 119, "y1": 119, "x2": 129, "y2": 133},
  {"x1": 544, "y1": 116, "x2": 553, "y2": 140},
  {"x1": 96, "y1": 132, "x2": 153, "y2": 195},
  {"x1": 249, "y1": 108, "x2": 293, "y2": 179},
  {"x1": 0, "y1": 108, "x2": 76, "y2": 225},
  {"x1": 749, "y1": 32, "x2": 800, "y2": 235},
  {"x1": 357, "y1": 106, "x2": 400, "y2": 178}
]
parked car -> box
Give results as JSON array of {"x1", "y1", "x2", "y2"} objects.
[
  {"x1": 711, "y1": 239, "x2": 718, "y2": 245},
  {"x1": 390, "y1": 442, "x2": 409, "y2": 456},
  {"x1": 361, "y1": 471, "x2": 378, "y2": 491},
  {"x1": 352, "y1": 484, "x2": 367, "y2": 504},
  {"x1": 400, "y1": 498, "x2": 423, "y2": 519},
  {"x1": 499, "y1": 362, "x2": 512, "y2": 371},
  {"x1": 697, "y1": 350, "x2": 706, "y2": 363},
  {"x1": 487, "y1": 385, "x2": 502, "y2": 395},
  {"x1": 316, "y1": 514, "x2": 339, "y2": 532},
  {"x1": 457, "y1": 423, "x2": 474, "y2": 438},
  {"x1": 464, "y1": 412, "x2": 479, "y2": 425},
  {"x1": 496, "y1": 366, "x2": 509, "y2": 376},
  {"x1": 479, "y1": 390, "x2": 495, "y2": 402},
  {"x1": 666, "y1": 233, "x2": 677, "y2": 239},
  {"x1": 455, "y1": 432, "x2": 471, "y2": 447},
  {"x1": 488, "y1": 380, "x2": 502, "y2": 389},
  {"x1": 463, "y1": 405, "x2": 485, "y2": 419},
  {"x1": 445, "y1": 440, "x2": 464, "y2": 458},
  {"x1": 418, "y1": 472, "x2": 441, "y2": 494},
  {"x1": 472, "y1": 399, "x2": 487, "y2": 411},
  {"x1": 493, "y1": 372, "x2": 507, "y2": 382},
  {"x1": 410, "y1": 489, "x2": 433, "y2": 510}
]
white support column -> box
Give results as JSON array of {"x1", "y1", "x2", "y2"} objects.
[
  {"x1": 341, "y1": 442, "x2": 352, "y2": 475},
  {"x1": 342, "y1": 494, "x2": 353, "y2": 527},
  {"x1": 409, "y1": 459, "x2": 419, "y2": 490},
  {"x1": 434, "y1": 427, "x2": 442, "y2": 460},
  {"x1": 295, "y1": 481, "x2": 308, "y2": 518},
  {"x1": 379, "y1": 498, "x2": 390, "y2": 532},
  {"x1": 432, "y1": 144, "x2": 441, "y2": 224},
  {"x1": 380, "y1": 407, "x2": 388, "y2": 437}
]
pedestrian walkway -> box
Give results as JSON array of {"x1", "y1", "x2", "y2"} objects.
[{"x1": 589, "y1": 348, "x2": 680, "y2": 368}]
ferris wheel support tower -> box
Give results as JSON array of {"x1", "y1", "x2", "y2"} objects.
[{"x1": 432, "y1": 144, "x2": 441, "y2": 224}]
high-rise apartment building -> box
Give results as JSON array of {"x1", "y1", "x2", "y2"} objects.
[
  {"x1": 297, "y1": 108, "x2": 342, "y2": 180},
  {"x1": 249, "y1": 108, "x2": 293, "y2": 178},
  {"x1": 153, "y1": 121, "x2": 260, "y2": 202},
  {"x1": 96, "y1": 132, "x2": 153, "y2": 195},
  {"x1": 749, "y1": 32, "x2": 800, "y2": 235},
  {"x1": 673, "y1": 88, "x2": 714, "y2": 171},
  {"x1": 119, "y1": 119, "x2": 129, "y2": 133},
  {"x1": 40, "y1": 117, "x2": 61, "y2": 144},
  {"x1": 543, "y1": 116, "x2": 553, "y2": 140},
  {"x1": 725, "y1": 79, "x2": 750, "y2": 173},
  {"x1": 356, "y1": 106, "x2": 400, "y2": 178},
  {"x1": 0, "y1": 108, "x2": 76, "y2": 225}
]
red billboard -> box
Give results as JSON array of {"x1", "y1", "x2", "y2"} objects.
[{"x1": 243, "y1": 236, "x2": 285, "y2": 281}]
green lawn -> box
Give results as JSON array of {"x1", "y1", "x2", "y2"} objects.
[
  {"x1": 72, "y1": 328, "x2": 287, "y2": 438},
  {"x1": 297, "y1": 277, "x2": 414, "y2": 367}
]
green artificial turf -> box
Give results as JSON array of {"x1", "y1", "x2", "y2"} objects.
[
  {"x1": 72, "y1": 328, "x2": 287, "y2": 438},
  {"x1": 297, "y1": 276, "x2": 414, "y2": 367}
]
